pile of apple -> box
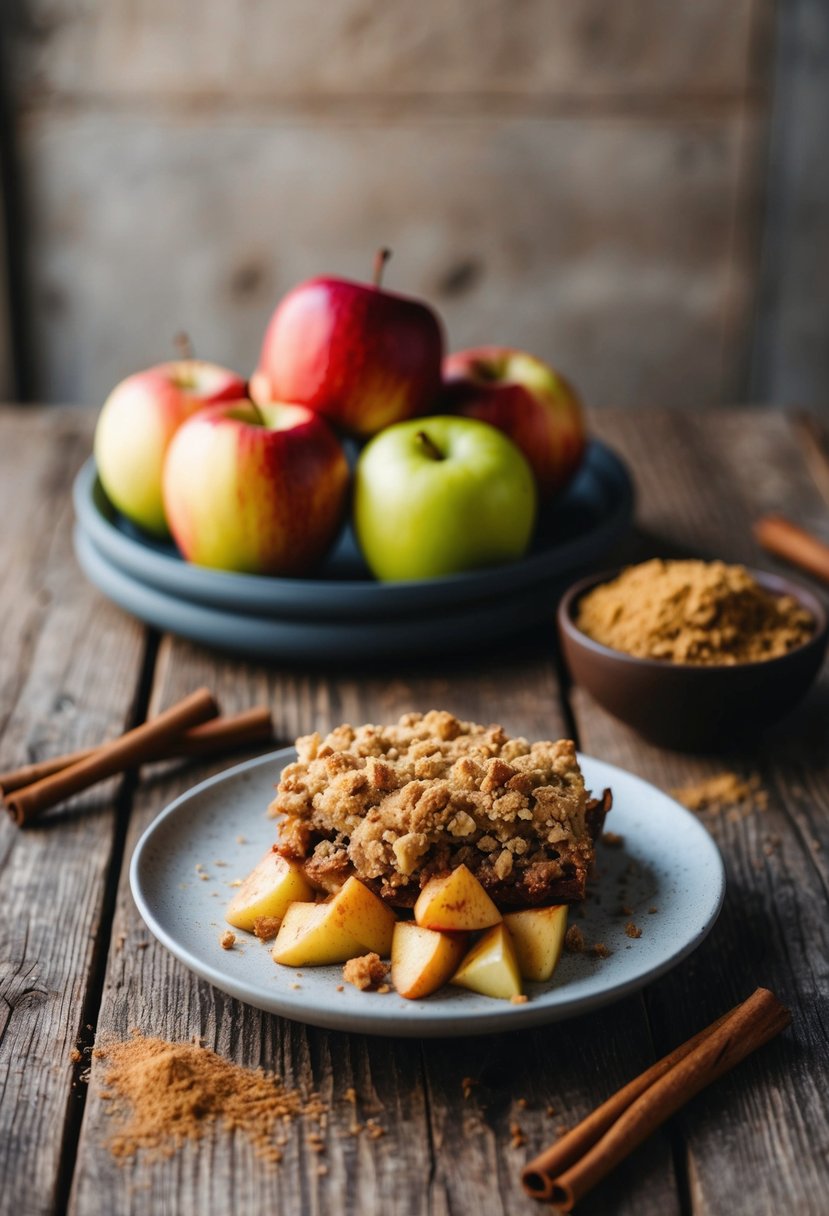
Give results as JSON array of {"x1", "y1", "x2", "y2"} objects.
[
  {"x1": 226, "y1": 851, "x2": 568, "y2": 1001},
  {"x1": 95, "y1": 251, "x2": 586, "y2": 581}
]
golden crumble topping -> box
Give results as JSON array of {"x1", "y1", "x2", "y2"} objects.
[{"x1": 270, "y1": 711, "x2": 609, "y2": 907}]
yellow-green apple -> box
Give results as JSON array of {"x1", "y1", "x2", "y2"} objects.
[
  {"x1": 162, "y1": 400, "x2": 349, "y2": 575},
  {"x1": 354, "y1": 415, "x2": 537, "y2": 581},
  {"x1": 450, "y1": 923, "x2": 523, "y2": 1000},
  {"x1": 442, "y1": 347, "x2": 586, "y2": 499},
  {"x1": 250, "y1": 251, "x2": 445, "y2": 437},
  {"x1": 94, "y1": 360, "x2": 247, "y2": 537}
]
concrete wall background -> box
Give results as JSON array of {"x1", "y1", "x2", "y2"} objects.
[{"x1": 1, "y1": 1, "x2": 825, "y2": 413}]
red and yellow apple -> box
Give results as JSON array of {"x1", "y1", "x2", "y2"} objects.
[
  {"x1": 94, "y1": 360, "x2": 247, "y2": 537},
  {"x1": 162, "y1": 400, "x2": 349, "y2": 575},
  {"x1": 442, "y1": 347, "x2": 586, "y2": 499},
  {"x1": 251, "y1": 253, "x2": 445, "y2": 437}
]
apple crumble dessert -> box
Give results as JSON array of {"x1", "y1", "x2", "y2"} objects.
[{"x1": 270, "y1": 711, "x2": 610, "y2": 907}]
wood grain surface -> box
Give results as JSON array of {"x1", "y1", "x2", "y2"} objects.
[{"x1": 1, "y1": 405, "x2": 827, "y2": 1216}]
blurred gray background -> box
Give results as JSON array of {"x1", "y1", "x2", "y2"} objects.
[{"x1": 0, "y1": 0, "x2": 826, "y2": 413}]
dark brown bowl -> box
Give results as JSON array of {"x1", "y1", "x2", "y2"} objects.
[{"x1": 557, "y1": 567, "x2": 829, "y2": 750}]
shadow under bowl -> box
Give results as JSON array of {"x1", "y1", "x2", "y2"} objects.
[{"x1": 557, "y1": 567, "x2": 829, "y2": 750}]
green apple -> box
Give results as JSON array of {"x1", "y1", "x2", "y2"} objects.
[{"x1": 354, "y1": 416, "x2": 537, "y2": 581}]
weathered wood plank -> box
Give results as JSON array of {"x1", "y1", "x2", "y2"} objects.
[
  {"x1": 0, "y1": 406, "x2": 147, "y2": 1215},
  {"x1": 751, "y1": 0, "x2": 829, "y2": 417},
  {"x1": 11, "y1": 0, "x2": 764, "y2": 103},
  {"x1": 577, "y1": 409, "x2": 829, "y2": 1216},
  {"x1": 69, "y1": 634, "x2": 680, "y2": 1216},
  {"x1": 21, "y1": 112, "x2": 757, "y2": 413}
]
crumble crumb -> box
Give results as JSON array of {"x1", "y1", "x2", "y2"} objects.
[
  {"x1": 343, "y1": 953, "x2": 390, "y2": 992},
  {"x1": 510, "y1": 1121, "x2": 525, "y2": 1148},
  {"x1": 220, "y1": 930, "x2": 236, "y2": 950},
  {"x1": 619, "y1": 904, "x2": 634, "y2": 916},
  {"x1": 564, "y1": 925, "x2": 585, "y2": 953},
  {"x1": 253, "y1": 916, "x2": 281, "y2": 941},
  {"x1": 236, "y1": 835, "x2": 247, "y2": 844},
  {"x1": 70, "y1": 1048, "x2": 82, "y2": 1063},
  {"x1": 511, "y1": 994, "x2": 528, "y2": 1005},
  {"x1": 336, "y1": 985, "x2": 344, "y2": 992},
  {"x1": 228, "y1": 879, "x2": 243, "y2": 888},
  {"x1": 601, "y1": 831, "x2": 624, "y2": 848},
  {"x1": 590, "y1": 942, "x2": 611, "y2": 958},
  {"x1": 290, "y1": 982, "x2": 301, "y2": 990},
  {"x1": 625, "y1": 922, "x2": 642, "y2": 940}
]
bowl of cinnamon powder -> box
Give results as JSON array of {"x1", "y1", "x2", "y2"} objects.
[{"x1": 558, "y1": 559, "x2": 828, "y2": 749}]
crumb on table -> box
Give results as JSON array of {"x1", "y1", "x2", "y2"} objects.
[
  {"x1": 343, "y1": 953, "x2": 390, "y2": 992},
  {"x1": 220, "y1": 930, "x2": 236, "y2": 950}
]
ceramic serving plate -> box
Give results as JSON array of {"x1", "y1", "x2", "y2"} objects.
[
  {"x1": 73, "y1": 440, "x2": 634, "y2": 622},
  {"x1": 130, "y1": 749, "x2": 725, "y2": 1037},
  {"x1": 74, "y1": 525, "x2": 587, "y2": 660}
]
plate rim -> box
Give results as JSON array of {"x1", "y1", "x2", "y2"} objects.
[
  {"x1": 74, "y1": 440, "x2": 634, "y2": 620},
  {"x1": 129, "y1": 747, "x2": 725, "y2": 1037}
]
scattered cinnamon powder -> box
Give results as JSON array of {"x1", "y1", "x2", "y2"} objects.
[
  {"x1": 93, "y1": 1032, "x2": 327, "y2": 1164},
  {"x1": 576, "y1": 559, "x2": 814, "y2": 665},
  {"x1": 342, "y1": 953, "x2": 390, "y2": 992},
  {"x1": 672, "y1": 771, "x2": 768, "y2": 818}
]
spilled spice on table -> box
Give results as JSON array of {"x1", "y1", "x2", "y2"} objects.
[
  {"x1": 94, "y1": 1031, "x2": 326, "y2": 1165},
  {"x1": 672, "y1": 772, "x2": 768, "y2": 820}
]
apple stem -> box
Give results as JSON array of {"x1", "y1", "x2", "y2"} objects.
[
  {"x1": 173, "y1": 331, "x2": 194, "y2": 361},
  {"x1": 416, "y1": 430, "x2": 444, "y2": 461},
  {"x1": 247, "y1": 398, "x2": 267, "y2": 426},
  {"x1": 372, "y1": 248, "x2": 392, "y2": 288}
]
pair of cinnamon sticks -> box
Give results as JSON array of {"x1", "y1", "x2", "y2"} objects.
[
  {"x1": 521, "y1": 986, "x2": 789, "y2": 1209},
  {"x1": 1, "y1": 688, "x2": 275, "y2": 827}
]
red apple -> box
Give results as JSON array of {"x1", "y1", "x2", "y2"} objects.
[
  {"x1": 162, "y1": 400, "x2": 349, "y2": 575},
  {"x1": 94, "y1": 359, "x2": 247, "y2": 537},
  {"x1": 442, "y1": 347, "x2": 586, "y2": 499},
  {"x1": 251, "y1": 251, "x2": 445, "y2": 437}
]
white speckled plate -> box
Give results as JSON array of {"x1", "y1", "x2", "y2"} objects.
[{"x1": 130, "y1": 749, "x2": 724, "y2": 1036}]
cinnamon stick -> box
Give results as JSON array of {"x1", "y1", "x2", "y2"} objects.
[
  {"x1": 0, "y1": 706, "x2": 275, "y2": 796},
  {"x1": 522, "y1": 987, "x2": 789, "y2": 1208},
  {"x1": 754, "y1": 514, "x2": 829, "y2": 586},
  {"x1": 5, "y1": 688, "x2": 219, "y2": 827}
]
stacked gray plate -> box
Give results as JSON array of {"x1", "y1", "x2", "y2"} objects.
[{"x1": 72, "y1": 442, "x2": 634, "y2": 661}]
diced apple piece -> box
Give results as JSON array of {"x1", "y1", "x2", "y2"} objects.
[
  {"x1": 503, "y1": 905, "x2": 568, "y2": 982},
  {"x1": 391, "y1": 922, "x2": 468, "y2": 1000},
  {"x1": 225, "y1": 850, "x2": 314, "y2": 932},
  {"x1": 271, "y1": 900, "x2": 366, "y2": 966},
  {"x1": 414, "y1": 864, "x2": 502, "y2": 932},
  {"x1": 271, "y1": 876, "x2": 396, "y2": 967},
  {"x1": 450, "y1": 923, "x2": 523, "y2": 1000}
]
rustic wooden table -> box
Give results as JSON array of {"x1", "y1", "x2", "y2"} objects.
[{"x1": 1, "y1": 405, "x2": 827, "y2": 1216}]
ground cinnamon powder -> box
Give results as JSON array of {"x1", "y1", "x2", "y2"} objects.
[
  {"x1": 576, "y1": 559, "x2": 813, "y2": 665},
  {"x1": 94, "y1": 1032, "x2": 327, "y2": 1164}
]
